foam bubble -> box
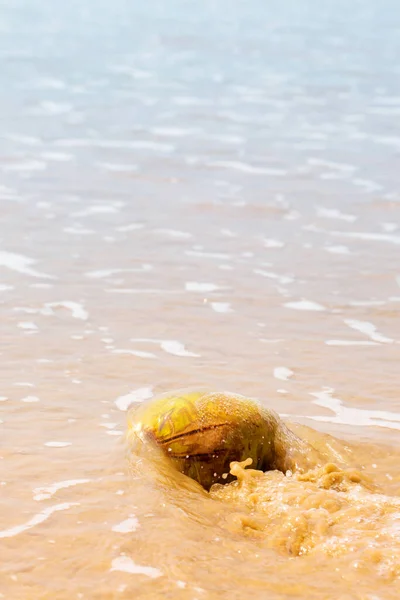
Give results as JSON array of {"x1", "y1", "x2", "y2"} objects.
[
  {"x1": 160, "y1": 340, "x2": 200, "y2": 357},
  {"x1": 131, "y1": 338, "x2": 200, "y2": 358},
  {"x1": 273, "y1": 367, "x2": 294, "y2": 381},
  {"x1": 185, "y1": 282, "x2": 221, "y2": 292},
  {"x1": 2, "y1": 160, "x2": 47, "y2": 172},
  {"x1": 153, "y1": 229, "x2": 192, "y2": 239},
  {"x1": 44, "y1": 302, "x2": 88, "y2": 321},
  {"x1": 115, "y1": 387, "x2": 153, "y2": 411},
  {"x1": 209, "y1": 160, "x2": 286, "y2": 176},
  {"x1": 0, "y1": 251, "x2": 54, "y2": 279},
  {"x1": 113, "y1": 349, "x2": 157, "y2": 359},
  {"x1": 335, "y1": 231, "x2": 400, "y2": 245},
  {"x1": 112, "y1": 516, "x2": 139, "y2": 533},
  {"x1": 72, "y1": 205, "x2": 120, "y2": 218},
  {"x1": 309, "y1": 388, "x2": 400, "y2": 430},
  {"x1": 284, "y1": 300, "x2": 326, "y2": 311},
  {"x1": 115, "y1": 223, "x2": 144, "y2": 232},
  {"x1": 254, "y1": 269, "x2": 294, "y2": 285},
  {"x1": 33, "y1": 479, "x2": 91, "y2": 501},
  {"x1": 0, "y1": 503, "x2": 78, "y2": 538},
  {"x1": 317, "y1": 207, "x2": 357, "y2": 223},
  {"x1": 86, "y1": 266, "x2": 152, "y2": 278},
  {"x1": 110, "y1": 556, "x2": 162, "y2": 578},
  {"x1": 64, "y1": 226, "x2": 95, "y2": 235},
  {"x1": 263, "y1": 239, "x2": 285, "y2": 248},
  {"x1": 325, "y1": 245, "x2": 351, "y2": 255},
  {"x1": 344, "y1": 319, "x2": 394, "y2": 344},
  {"x1": 18, "y1": 321, "x2": 38, "y2": 331},
  {"x1": 44, "y1": 442, "x2": 72, "y2": 448},
  {"x1": 325, "y1": 340, "x2": 379, "y2": 346},
  {"x1": 210, "y1": 302, "x2": 233, "y2": 313},
  {"x1": 185, "y1": 250, "x2": 231, "y2": 260}
]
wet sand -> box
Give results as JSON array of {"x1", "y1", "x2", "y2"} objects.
[{"x1": 1, "y1": 0, "x2": 400, "y2": 598}]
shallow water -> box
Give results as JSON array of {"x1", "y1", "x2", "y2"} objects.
[{"x1": 1, "y1": 0, "x2": 400, "y2": 598}]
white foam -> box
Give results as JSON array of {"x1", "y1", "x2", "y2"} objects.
[
  {"x1": 309, "y1": 388, "x2": 400, "y2": 431},
  {"x1": 72, "y1": 205, "x2": 120, "y2": 218},
  {"x1": 349, "y1": 300, "x2": 386, "y2": 307},
  {"x1": 30, "y1": 284, "x2": 54, "y2": 291},
  {"x1": 317, "y1": 207, "x2": 357, "y2": 223},
  {"x1": 105, "y1": 288, "x2": 180, "y2": 295},
  {"x1": 185, "y1": 282, "x2": 221, "y2": 292},
  {"x1": 115, "y1": 387, "x2": 154, "y2": 411},
  {"x1": 2, "y1": 160, "x2": 47, "y2": 172},
  {"x1": 325, "y1": 340, "x2": 379, "y2": 346},
  {"x1": 115, "y1": 223, "x2": 144, "y2": 232},
  {"x1": 6, "y1": 133, "x2": 41, "y2": 146},
  {"x1": 325, "y1": 245, "x2": 351, "y2": 255},
  {"x1": 344, "y1": 319, "x2": 394, "y2": 344},
  {"x1": 263, "y1": 239, "x2": 285, "y2": 248},
  {"x1": 109, "y1": 64, "x2": 152, "y2": 78},
  {"x1": 97, "y1": 162, "x2": 138, "y2": 172},
  {"x1": 151, "y1": 126, "x2": 200, "y2": 137},
  {"x1": 34, "y1": 77, "x2": 67, "y2": 90},
  {"x1": 14, "y1": 307, "x2": 38, "y2": 315},
  {"x1": 254, "y1": 269, "x2": 294, "y2": 285},
  {"x1": 334, "y1": 231, "x2": 400, "y2": 245},
  {"x1": 185, "y1": 250, "x2": 231, "y2": 260},
  {"x1": 112, "y1": 516, "x2": 139, "y2": 533},
  {"x1": 0, "y1": 397, "x2": 8, "y2": 402},
  {"x1": 210, "y1": 302, "x2": 233, "y2": 313},
  {"x1": 33, "y1": 479, "x2": 91, "y2": 501},
  {"x1": 110, "y1": 556, "x2": 161, "y2": 578},
  {"x1": 220, "y1": 228, "x2": 237, "y2": 237},
  {"x1": 153, "y1": 229, "x2": 192, "y2": 239},
  {"x1": 352, "y1": 178, "x2": 383, "y2": 193},
  {"x1": 18, "y1": 321, "x2": 38, "y2": 331},
  {"x1": 57, "y1": 138, "x2": 174, "y2": 153},
  {"x1": 284, "y1": 300, "x2": 326, "y2": 311},
  {"x1": 113, "y1": 349, "x2": 157, "y2": 359},
  {"x1": 40, "y1": 101, "x2": 73, "y2": 115},
  {"x1": 160, "y1": 340, "x2": 200, "y2": 357},
  {"x1": 284, "y1": 210, "x2": 301, "y2": 221},
  {"x1": 64, "y1": 226, "x2": 95, "y2": 235},
  {"x1": 382, "y1": 223, "x2": 398, "y2": 233},
  {"x1": 273, "y1": 367, "x2": 294, "y2": 381},
  {"x1": 21, "y1": 396, "x2": 40, "y2": 403},
  {"x1": 209, "y1": 160, "x2": 286, "y2": 176},
  {"x1": 41, "y1": 152, "x2": 73, "y2": 161},
  {"x1": 132, "y1": 338, "x2": 200, "y2": 358},
  {"x1": 86, "y1": 266, "x2": 152, "y2": 278},
  {"x1": 44, "y1": 441, "x2": 72, "y2": 448},
  {"x1": 0, "y1": 284, "x2": 14, "y2": 292},
  {"x1": 308, "y1": 158, "x2": 356, "y2": 173},
  {"x1": 0, "y1": 251, "x2": 54, "y2": 279},
  {"x1": 44, "y1": 302, "x2": 88, "y2": 321},
  {"x1": 0, "y1": 503, "x2": 78, "y2": 538}
]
